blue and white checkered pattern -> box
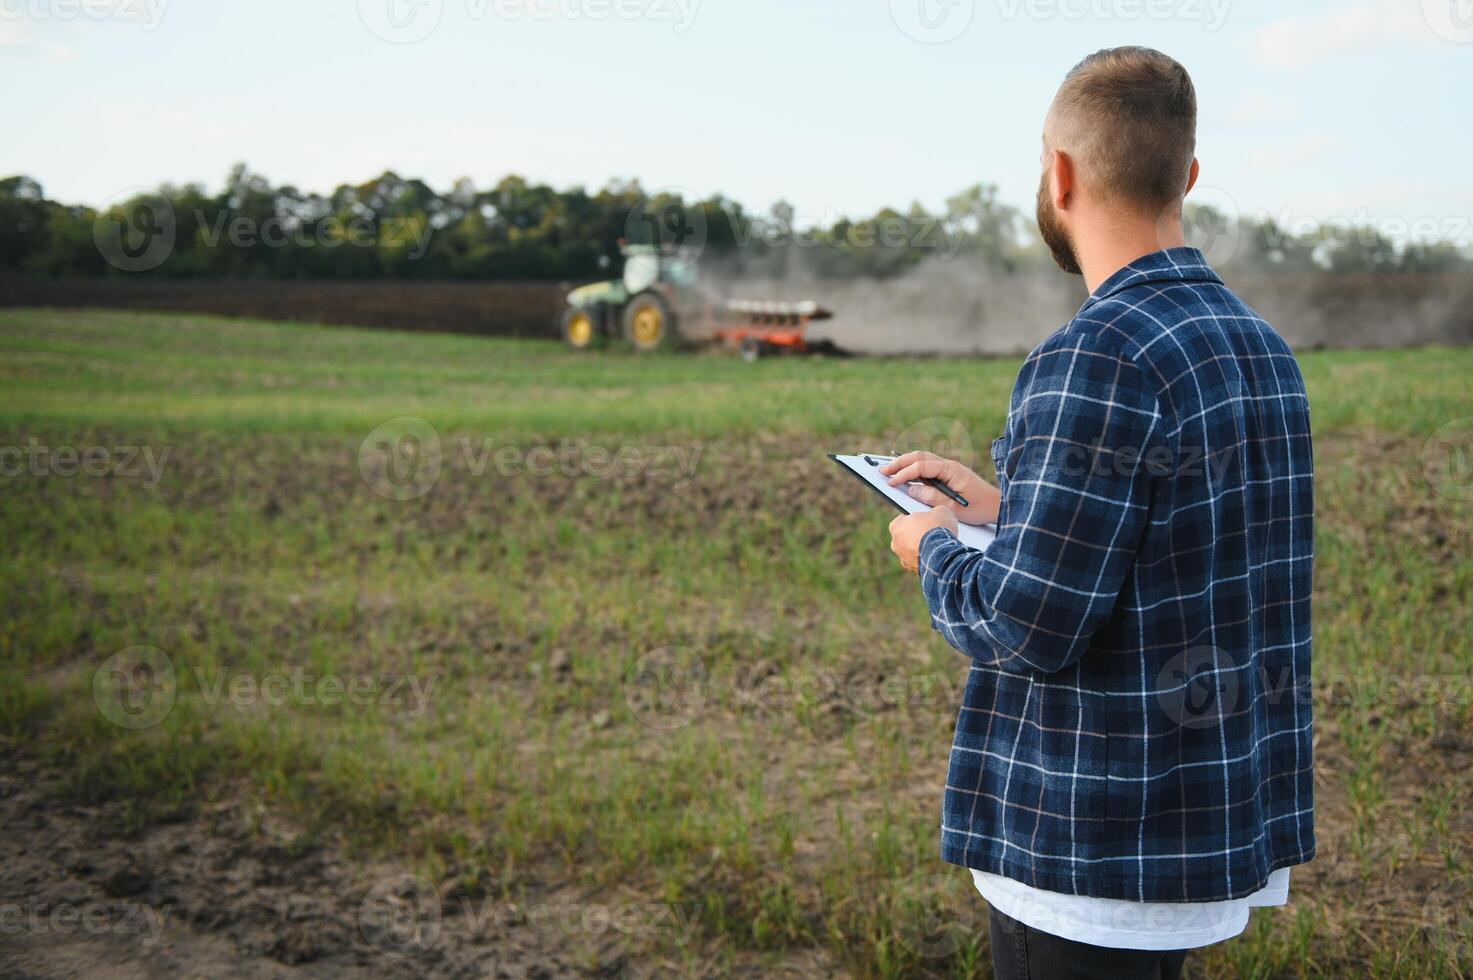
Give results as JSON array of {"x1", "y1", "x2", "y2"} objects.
[{"x1": 918, "y1": 247, "x2": 1314, "y2": 903}]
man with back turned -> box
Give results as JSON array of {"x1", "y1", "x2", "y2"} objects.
[{"x1": 885, "y1": 47, "x2": 1315, "y2": 979}]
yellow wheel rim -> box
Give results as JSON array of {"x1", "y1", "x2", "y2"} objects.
[
  {"x1": 631, "y1": 307, "x2": 663, "y2": 348},
  {"x1": 566, "y1": 311, "x2": 593, "y2": 348}
]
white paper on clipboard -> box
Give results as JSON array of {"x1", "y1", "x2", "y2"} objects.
[{"x1": 829, "y1": 453, "x2": 997, "y2": 551}]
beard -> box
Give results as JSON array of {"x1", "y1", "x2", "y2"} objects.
[{"x1": 1036, "y1": 172, "x2": 1082, "y2": 276}]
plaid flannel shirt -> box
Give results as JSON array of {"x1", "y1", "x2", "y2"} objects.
[{"x1": 918, "y1": 247, "x2": 1314, "y2": 903}]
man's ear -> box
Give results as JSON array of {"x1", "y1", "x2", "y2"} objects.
[
  {"x1": 1050, "y1": 149, "x2": 1074, "y2": 211},
  {"x1": 1184, "y1": 158, "x2": 1201, "y2": 197}
]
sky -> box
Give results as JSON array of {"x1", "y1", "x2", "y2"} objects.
[{"x1": 2, "y1": 0, "x2": 1470, "y2": 245}]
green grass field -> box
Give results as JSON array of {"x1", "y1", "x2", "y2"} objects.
[{"x1": 2, "y1": 308, "x2": 1471, "y2": 977}]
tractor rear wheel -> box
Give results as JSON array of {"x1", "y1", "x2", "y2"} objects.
[
  {"x1": 562, "y1": 306, "x2": 603, "y2": 350},
  {"x1": 621, "y1": 292, "x2": 672, "y2": 352}
]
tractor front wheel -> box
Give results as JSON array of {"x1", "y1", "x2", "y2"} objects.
[
  {"x1": 621, "y1": 293, "x2": 672, "y2": 352},
  {"x1": 562, "y1": 306, "x2": 603, "y2": 350}
]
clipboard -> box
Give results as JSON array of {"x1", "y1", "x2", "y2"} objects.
[{"x1": 829, "y1": 452, "x2": 997, "y2": 551}]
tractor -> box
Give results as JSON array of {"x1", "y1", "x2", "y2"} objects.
[{"x1": 560, "y1": 243, "x2": 834, "y2": 360}]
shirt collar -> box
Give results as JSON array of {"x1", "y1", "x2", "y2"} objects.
[{"x1": 1081, "y1": 246, "x2": 1223, "y2": 311}]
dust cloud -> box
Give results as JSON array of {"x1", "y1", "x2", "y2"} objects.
[{"x1": 699, "y1": 252, "x2": 1473, "y2": 356}]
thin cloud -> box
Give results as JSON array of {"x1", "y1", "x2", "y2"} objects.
[
  {"x1": 1248, "y1": 133, "x2": 1335, "y2": 171},
  {"x1": 95, "y1": 99, "x2": 263, "y2": 144},
  {"x1": 1252, "y1": 0, "x2": 1440, "y2": 69},
  {"x1": 1227, "y1": 90, "x2": 1302, "y2": 127},
  {"x1": 0, "y1": 22, "x2": 76, "y2": 61}
]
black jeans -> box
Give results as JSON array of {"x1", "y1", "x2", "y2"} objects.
[{"x1": 989, "y1": 906, "x2": 1189, "y2": 980}]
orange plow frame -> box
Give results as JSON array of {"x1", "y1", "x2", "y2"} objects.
[{"x1": 708, "y1": 299, "x2": 833, "y2": 357}]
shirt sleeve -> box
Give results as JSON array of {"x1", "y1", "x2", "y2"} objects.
[{"x1": 917, "y1": 330, "x2": 1163, "y2": 676}]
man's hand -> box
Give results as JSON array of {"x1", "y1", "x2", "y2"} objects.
[
  {"x1": 880, "y1": 452, "x2": 1001, "y2": 526},
  {"x1": 889, "y1": 507, "x2": 958, "y2": 573}
]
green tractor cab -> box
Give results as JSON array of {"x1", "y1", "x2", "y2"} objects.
[{"x1": 561, "y1": 243, "x2": 700, "y2": 352}]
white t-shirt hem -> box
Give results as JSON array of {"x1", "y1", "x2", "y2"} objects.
[{"x1": 973, "y1": 867, "x2": 1290, "y2": 951}]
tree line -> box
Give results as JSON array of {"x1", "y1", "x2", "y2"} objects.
[{"x1": 1, "y1": 165, "x2": 1466, "y2": 282}]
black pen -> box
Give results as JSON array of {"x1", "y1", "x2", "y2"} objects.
[{"x1": 863, "y1": 454, "x2": 970, "y2": 509}]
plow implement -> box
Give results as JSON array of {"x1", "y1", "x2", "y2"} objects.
[{"x1": 711, "y1": 299, "x2": 834, "y2": 361}]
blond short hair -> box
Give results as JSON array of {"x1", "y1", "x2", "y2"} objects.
[{"x1": 1048, "y1": 47, "x2": 1197, "y2": 212}]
